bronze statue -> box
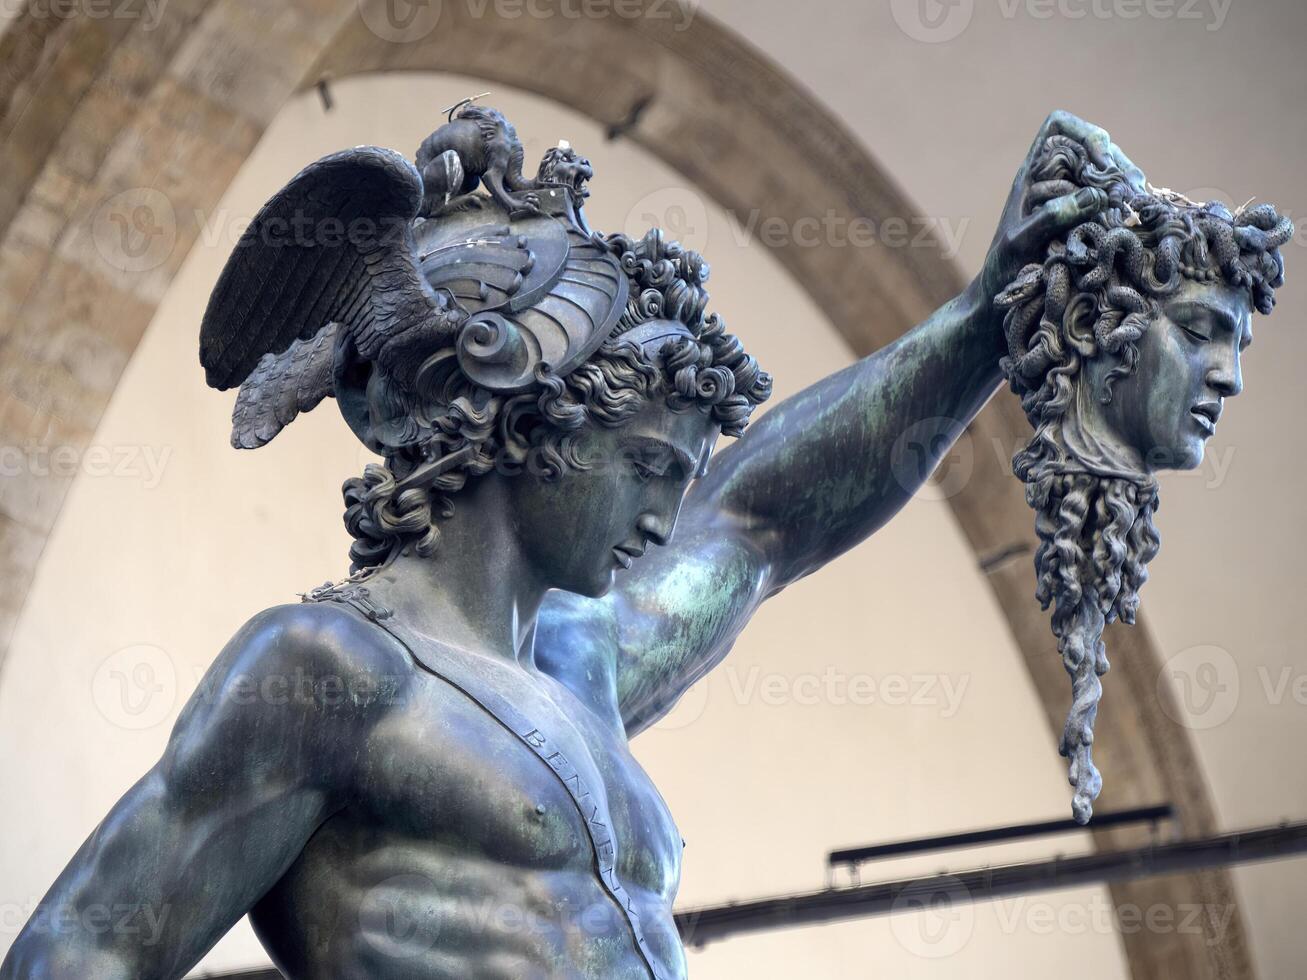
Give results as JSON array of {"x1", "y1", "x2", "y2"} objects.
[
  {"x1": 995, "y1": 136, "x2": 1292, "y2": 823},
  {"x1": 1, "y1": 106, "x2": 1288, "y2": 979}
]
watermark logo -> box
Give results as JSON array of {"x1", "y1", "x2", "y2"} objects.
[
  {"x1": 891, "y1": 416, "x2": 974, "y2": 501},
  {"x1": 997, "y1": 0, "x2": 1233, "y2": 32},
  {"x1": 891, "y1": 0, "x2": 1233, "y2": 42},
  {"x1": 358, "y1": 0, "x2": 696, "y2": 40},
  {"x1": 359, "y1": 874, "x2": 444, "y2": 958},
  {"x1": 891, "y1": 0, "x2": 975, "y2": 43},
  {"x1": 2, "y1": 0, "x2": 169, "y2": 30},
  {"x1": 723, "y1": 209, "x2": 970, "y2": 258},
  {"x1": 92, "y1": 188, "x2": 176, "y2": 274},
  {"x1": 890, "y1": 875, "x2": 975, "y2": 958},
  {"x1": 358, "y1": 0, "x2": 443, "y2": 43},
  {"x1": 648, "y1": 675, "x2": 711, "y2": 732},
  {"x1": 624, "y1": 186, "x2": 710, "y2": 254},
  {"x1": 357, "y1": 0, "x2": 444, "y2": 42},
  {"x1": 1157, "y1": 644, "x2": 1239, "y2": 730},
  {"x1": 0, "y1": 443, "x2": 172, "y2": 489},
  {"x1": 91, "y1": 644, "x2": 178, "y2": 731}
]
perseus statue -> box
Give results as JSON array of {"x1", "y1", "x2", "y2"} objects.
[{"x1": 1, "y1": 106, "x2": 1288, "y2": 979}]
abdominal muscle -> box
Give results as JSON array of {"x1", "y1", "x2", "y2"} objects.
[{"x1": 250, "y1": 818, "x2": 681, "y2": 980}]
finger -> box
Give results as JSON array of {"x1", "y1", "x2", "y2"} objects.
[
  {"x1": 1014, "y1": 187, "x2": 1107, "y2": 250},
  {"x1": 1107, "y1": 140, "x2": 1146, "y2": 190},
  {"x1": 1042, "y1": 110, "x2": 1114, "y2": 169}
]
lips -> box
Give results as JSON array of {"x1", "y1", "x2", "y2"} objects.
[
  {"x1": 612, "y1": 542, "x2": 646, "y2": 570},
  {"x1": 1190, "y1": 401, "x2": 1221, "y2": 435}
]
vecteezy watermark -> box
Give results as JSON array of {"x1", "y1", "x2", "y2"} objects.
[
  {"x1": 357, "y1": 0, "x2": 697, "y2": 43},
  {"x1": 2, "y1": 0, "x2": 168, "y2": 30},
  {"x1": 1, "y1": 899, "x2": 170, "y2": 946},
  {"x1": 356, "y1": 0, "x2": 444, "y2": 43},
  {"x1": 650, "y1": 666, "x2": 971, "y2": 733},
  {"x1": 195, "y1": 208, "x2": 414, "y2": 253},
  {"x1": 1157, "y1": 644, "x2": 1240, "y2": 730},
  {"x1": 621, "y1": 186, "x2": 970, "y2": 258},
  {"x1": 359, "y1": 875, "x2": 617, "y2": 958},
  {"x1": 993, "y1": 895, "x2": 1237, "y2": 944},
  {"x1": 0, "y1": 443, "x2": 172, "y2": 489},
  {"x1": 723, "y1": 210, "x2": 971, "y2": 259},
  {"x1": 91, "y1": 644, "x2": 179, "y2": 731},
  {"x1": 888, "y1": 879, "x2": 1236, "y2": 958},
  {"x1": 624, "y1": 186, "x2": 711, "y2": 254},
  {"x1": 190, "y1": 667, "x2": 408, "y2": 711},
  {"x1": 92, "y1": 187, "x2": 177, "y2": 274},
  {"x1": 359, "y1": 874, "x2": 445, "y2": 958},
  {"x1": 995, "y1": 0, "x2": 1233, "y2": 32},
  {"x1": 890, "y1": 0, "x2": 975, "y2": 43},
  {"x1": 892, "y1": 0, "x2": 1232, "y2": 43},
  {"x1": 724, "y1": 665, "x2": 970, "y2": 716},
  {"x1": 1256, "y1": 666, "x2": 1307, "y2": 708},
  {"x1": 890, "y1": 876, "x2": 975, "y2": 958},
  {"x1": 890, "y1": 416, "x2": 975, "y2": 502}
]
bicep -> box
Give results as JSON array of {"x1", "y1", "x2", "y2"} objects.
[{"x1": 4, "y1": 604, "x2": 393, "y2": 979}]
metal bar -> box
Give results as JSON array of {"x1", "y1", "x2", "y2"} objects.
[
  {"x1": 680, "y1": 819, "x2": 1307, "y2": 947},
  {"x1": 828, "y1": 803, "x2": 1174, "y2": 868}
]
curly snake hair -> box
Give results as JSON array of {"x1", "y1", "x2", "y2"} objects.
[
  {"x1": 995, "y1": 135, "x2": 1292, "y2": 822},
  {"x1": 342, "y1": 228, "x2": 773, "y2": 572}
]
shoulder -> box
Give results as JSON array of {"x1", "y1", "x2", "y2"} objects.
[
  {"x1": 160, "y1": 602, "x2": 419, "y2": 798},
  {"x1": 174, "y1": 601, "x2": 416, "y2": 740},
  {"x1": 232, "y1": 600, "x2": 412, "y2": 678}
]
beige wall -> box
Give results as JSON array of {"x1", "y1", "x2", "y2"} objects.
[{"x1": 0, "y1": 76, "x2": 1129, "y2": 977}]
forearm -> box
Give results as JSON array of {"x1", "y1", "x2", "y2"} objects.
[{"x1": 698, "y1": 280, "x2": 1003, "y2": 589}]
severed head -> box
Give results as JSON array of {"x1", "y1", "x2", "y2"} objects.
[{"x1": 996, "y1": 134, "x2": 1292, "y2": 822}]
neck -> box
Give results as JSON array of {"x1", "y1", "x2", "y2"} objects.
[
  {"x1": 361, "y1": 475, "x2": 546, "y2": 667},
  {"x1": 1062, "y1": 382, "x2": 1151, "y2": 481}
]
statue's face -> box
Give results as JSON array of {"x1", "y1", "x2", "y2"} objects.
[
  {"x1": 1082, "y1": 279, "x2": 1251, "y2": 472},
  {"x1": 505, "y1": 399, "x2": 719, "y2": 598}
]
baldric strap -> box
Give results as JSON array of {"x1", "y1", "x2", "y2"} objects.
[{"x1": 305, "y1": 582, "x2": 665, "y2": 980}]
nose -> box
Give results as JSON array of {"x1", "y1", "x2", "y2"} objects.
[
  {"x1": 637, "y1": 496, "x2": 684, "y2": 548},
  {"x1": 1206, "y1": 344, "x2": 1243, "y2": 399}
]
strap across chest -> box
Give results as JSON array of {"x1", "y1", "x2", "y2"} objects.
[{"x1": 305, "y1": 582, "x2": 666, "y2": 980}]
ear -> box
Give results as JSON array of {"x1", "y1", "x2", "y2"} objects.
[
  {"x1": 1062, "y1": 293, "x2": 1099, "y2": 358},
  {"x1": 494, "y1": 392, "x2": 538, "y2": 474},
  {"x1": 333, "y1": 334, "x2": 382, "y2": 453},
  {"x1": 333, "y1": 335, "x2": 421, "y2": 455}
]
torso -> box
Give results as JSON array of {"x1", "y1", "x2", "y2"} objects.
[{"x1": 249, "y1": 600, "x2": 685, "y2": 980}]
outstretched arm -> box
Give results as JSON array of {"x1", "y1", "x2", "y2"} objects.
[
  {"x1": 546, "y1": 112, "x2": 1146, "y2": 735},
  {"x1": 0, "y1": 604, "x2": 401, "y2": 980}
]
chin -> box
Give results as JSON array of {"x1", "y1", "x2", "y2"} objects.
[
  {"x1": 567, "y1": 568, "x2": 617, "y2": 599},
  {"x1": 1153, "y1": 439, "x2": 1206, "y2": 472}
]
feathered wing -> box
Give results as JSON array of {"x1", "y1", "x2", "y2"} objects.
[
  {"x1": 230, "y1": 325, "x2": 338, "y2": 449},
  {"x1": 199, "y1": 146, "x2": 451, "y2": 447}
]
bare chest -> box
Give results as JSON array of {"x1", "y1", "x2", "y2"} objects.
[{"x1": 355, "y1": 648, "x2": 683, "y2": 901}]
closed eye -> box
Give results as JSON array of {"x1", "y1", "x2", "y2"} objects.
[{"x1": 632, "y1": 458, "x2": 667, "y2": 480}]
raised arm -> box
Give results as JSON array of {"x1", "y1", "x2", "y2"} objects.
[
  {"x1": 548, "y1": 112, "x2": 1147, "y2": 734},
  {"x1": 0, "y1": 603, "x2": 401, "y2": 980}
]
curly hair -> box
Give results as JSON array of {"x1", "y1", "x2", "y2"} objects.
[
  {"x1": 994, "y1": 135, "x2": 1292, "y2": 822},
  {"x1": 342, "y1": 229, "x2": 772, "y2": 572}
]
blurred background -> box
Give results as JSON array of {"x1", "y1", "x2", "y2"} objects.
[{"x1": 0, "y1": 1, "x2": 1304, "y2": 977}]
